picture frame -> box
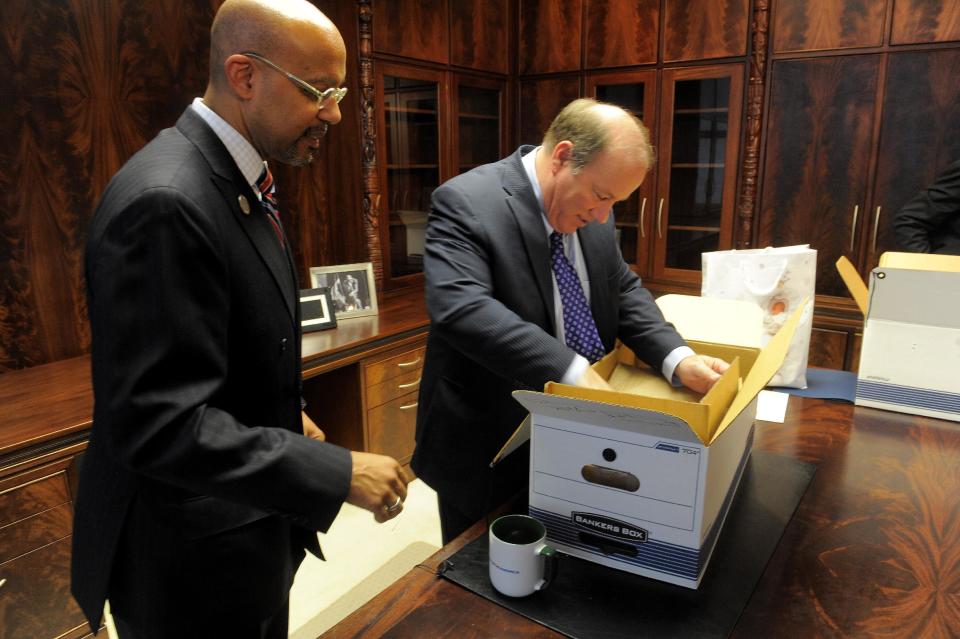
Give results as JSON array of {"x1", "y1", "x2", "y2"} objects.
[
  {"x1": 298, "y1": 287, "x2": 338, "y2": 332},
  {"x1": 308, "y1": 262, "x2": 379, "y2": 319}
]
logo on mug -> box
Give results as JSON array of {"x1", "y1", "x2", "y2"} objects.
[{"x1": 571, "y1": 512, "x2": 648, "y2": 542}]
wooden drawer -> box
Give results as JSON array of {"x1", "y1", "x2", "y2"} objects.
[
  {"x1": 366, "y1": 390, "x2": 419, "y2": 466},
  {"x1": 363, "y1": 346, "x2": 425, "y2": 387},
  {"x1": 0, "y1": 471, "x2": 70, "y2": 528},
  {"x1": 366, "y1": 368, "x2": 421, "y2": 409},
  {"x1": 0, "y1": 501, "x2": 72, "y2": 564},
  {"x1": 0, "y1": 536, "x2": 90, "y2": 639}
]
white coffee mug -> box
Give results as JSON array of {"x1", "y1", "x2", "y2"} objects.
[{"x1": 488, "y1": 514, "x2": 558, "y2": 597}]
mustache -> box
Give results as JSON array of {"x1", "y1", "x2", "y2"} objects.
[{"x1": 307, "y1": 122, "x2": 329, "y2": 139}]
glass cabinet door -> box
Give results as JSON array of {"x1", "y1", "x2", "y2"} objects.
[
  {"x1": 377, "y1": 64, "x2": 446, "y2": 284},
  {"x1": 454, "y1": 76, "x2": 506, "y2": 175},
  {"x1": 654, "y1": 65, "x2": 743, "y2": 283},
  {"x1": 586, "y1": 70, "x2": 657, "y2": 276}
]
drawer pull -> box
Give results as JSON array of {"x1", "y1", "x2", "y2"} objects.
[
  {"x1": 399, "y1": 402, "x2": 418, "y2": 411},
  {"x1": 0, "y1": 578, "x2": 6, "y2": 590},
  {"x1": 397, "y1": 357, "x2": 421, "y2": 368},
  {"x1": 397, "y1": 378, "x2": 421, "y2": 390}
]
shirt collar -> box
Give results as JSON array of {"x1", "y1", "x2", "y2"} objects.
[
  {"x1": 520, "y1": 146, "x2": 559, "y2": 237},
  {"x1": 190, "y1": 97, "x2": 267, "y2": 199}
]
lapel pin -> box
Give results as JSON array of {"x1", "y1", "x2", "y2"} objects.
[{"x1": 238, "y1": 195, "x2": 251, "y2": 215}]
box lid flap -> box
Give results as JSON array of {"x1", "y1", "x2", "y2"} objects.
[
  {"x1": 657, "y1": 295, "x2": 763, "y2": 348},
  {"x1": 835, "y1": 256, "x2": 868, "y2": 315},
  {"x1": 713, "y1": 298, "x2": 806, "y2": 442},
  {"x1": 878, "y1": 251, "x2": 960, "y2": 272}
]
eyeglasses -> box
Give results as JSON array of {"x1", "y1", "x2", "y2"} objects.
[{"x1": 241, "y1": 51, "x2": 347, "y2": 110}]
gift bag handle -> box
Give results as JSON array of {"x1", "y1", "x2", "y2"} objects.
[{"x1": 739, "y1": 256, "x2": 789, "y2": 297}]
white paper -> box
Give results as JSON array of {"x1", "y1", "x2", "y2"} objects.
[{"x1": 756, "y1": 390, "x2": 788, "y2": 423}]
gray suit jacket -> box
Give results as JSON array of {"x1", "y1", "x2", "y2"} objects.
[
  {"x1": 71, "y1": 108, "x2": 352, "y2": 631},
  {"x1": 412, "y1": 146, "x2": 686, "y2": 520}
]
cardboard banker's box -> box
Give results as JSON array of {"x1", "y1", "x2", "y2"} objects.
[
  {"x1": 836, "y1": 252, "x2": 960, "y2": 422},
  {"x1": 504, "y1": 296, "x2": 802, "y2": 589}
]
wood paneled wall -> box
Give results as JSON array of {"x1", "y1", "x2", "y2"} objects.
[{"x1": 0, "y1": 0, "x2": 366, "y2": 372}]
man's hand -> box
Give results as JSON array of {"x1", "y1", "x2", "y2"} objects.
[
  {"x1": 675, "y1": 354, "x2": 729, "y2": 394},
  {"x1": 576, "y1": 366, "x2": 613, "y2": 391},
  {"x1": 302, "y1": 411, "x2": 326, "y2": 441},
  {"x1": 347, "y1": 452, "x2": 410, "y2": 523}
]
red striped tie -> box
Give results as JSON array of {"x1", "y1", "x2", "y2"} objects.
[{"x1": 257, "y1": 166, "x2": 286, "y2": 249}]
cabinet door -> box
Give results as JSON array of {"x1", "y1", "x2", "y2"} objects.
[
  {"x1": 586, "y1": 70, "x2": 657, "y2": 276},
  {"x1": 373, "y1": 0, "x2": 449, "y2": 63},
  {"x1": 758, "y1": 55, "x2": 880, "y2": 300},
  {"x1": 867, "y1": 49, "x2": 960, "y2": 269},
  {"x1": 450, "y1": 0, "x2": 510, "y2": 73},
  {"x1": 519, "y1": 0, "x2": 583, "y2": 74},
  {"x1": 772, "y1": 0, "x2": 887, "y2": 53},
  {"x1": 454, "y1": 75, "x2": 508, "y2": 176},
  {"x1": 585, "y1": 0, "x2": 659, "y2": 69},
  {"x1": 663, "y1": 0, "x2": 749, "y2": 62},
  {"x1": 891, "y1": 0, "x2": 960, "y2": 45},
  {"x1": 376, "y1": 64, "x2": 447, "y2": 286},
  {"x1": 653, "y1": 65, "x2": 743, "y2": 283},
  {"x1": 518, "y1": 76, "x2": 581, "y2": 145}
]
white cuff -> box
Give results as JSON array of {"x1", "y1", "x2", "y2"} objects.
[
  {"x1": 662, "y1": 346, "x2": 696, "y2": 386},
  {"x1": 561, "y1": 354, "x2": 591, "y2": 386}
]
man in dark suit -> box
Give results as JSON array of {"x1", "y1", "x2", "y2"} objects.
[
  {"x1": 413, "y1": 99, "x2": 728, "y2": 544},
  {"x1": 894, "y1": 159, "x2": 960, "y2": 255},
  {"x1": 71, "y1": 1, "x2": 408, "y2": 637}
]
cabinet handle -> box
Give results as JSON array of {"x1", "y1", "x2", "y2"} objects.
[
  {"x1": 639, "y1": 197, "x2": 647, "y2": 238},
  {"x1": 397, "y1": 377, "x2": 421, "y2": 390},
  {"x1": 0, "y1": 578, "x2": 6, "y2": 590},
  {"x1": 399, "y1": 402, "x2": 418, "y2": 411},
  {"x1": 656, "y1": 198, "x2": 664, "y2": 239},
  {"x1": 397, "y1": 356, "x2": 421, "y2": 368},
  {"x1": 872, "y1": 206, "x2": 882, "y2": 252},
  {"x1": 849, "y1": 204, "x2": 860, "y2": 253}
]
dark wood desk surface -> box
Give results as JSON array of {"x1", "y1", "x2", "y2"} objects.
[{"x1": 322, "y1": 397, "x2": 960, "y2": 638}]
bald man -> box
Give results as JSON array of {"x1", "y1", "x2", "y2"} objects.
[
  {"x1": 413, "y1": 98, "x2": 728, "y2": 544},
  {"x1": 71, "y1": 2, "x2": 408, "y2": 637}
]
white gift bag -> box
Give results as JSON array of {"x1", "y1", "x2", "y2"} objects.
[{"x1": 701, "y1": 245, "x2": 816, "y2": 388}]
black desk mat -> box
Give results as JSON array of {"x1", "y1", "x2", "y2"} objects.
[{"x1": 441, "y1": 451, "x2": 815, "y2": 639}]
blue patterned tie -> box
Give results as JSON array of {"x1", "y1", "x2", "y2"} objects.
[
  {"x1": 257, "y1": 166, "x2": 286, "y2": 249},
  {"x1": 550, "y1": 232, "x2": 606, "y2": 363}
]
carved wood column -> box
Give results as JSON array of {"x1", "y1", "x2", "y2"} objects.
[
  {"x1": 736, "y1": 0, "x2": 769, "y2": 249},
  {"x1": 358, "y1": 0, "x2": 383, "y2": 289}
]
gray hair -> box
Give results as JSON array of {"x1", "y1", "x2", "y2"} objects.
[{"x1": 542, "y1": 98, "x2": 654, "y2": 172}]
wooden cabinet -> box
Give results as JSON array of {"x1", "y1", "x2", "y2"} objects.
[
  {"x1": 359, "y1": 2, "x2": 511, "y2": 294},
  {"x1": 759, "y1": 49, "x2": 960, "y2": 303},
  {"x1": 663, "y1": 0, "x2": 750, "y2": 62},
  {"x1": 376, "y1": 63, "x2": 446, "y2": 284},
  {"x1": 362, "y1": 343, "x2": 426, "y2": 466},
  {"x1": 450, "y1": 0, "x2": 510, "y2": 74},
  {"x1": 891, "y1": 0, "x2": 960, "y2": 45},
  {"x1": 758, "y1": 55, "x2": 880, "y2": 301},
  {"x1": 585, "y1": 0, "x2": 659, "y2": 69},
  {"x1": 586, "y1": 64, "x2": 744, "y2": 284},
  {"x1": 0, "y1": 452, "x2": 90, "y2": 639},
  {"x1": 772, "y1": 0, "x2": 887, "y2": 53},
  {"x1": 372, "y1": 0, "x2": 448, "y2": 63},
  {"x1": 518, "y1": 0, "x2": 583, "y2": 74}
]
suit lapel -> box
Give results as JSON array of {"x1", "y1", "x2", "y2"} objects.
[
  {"x1": 175, "y1": 110, "x2": 297, "y2": 323},
  {"x1": 501, "y1": 147, "x2": 556, "y2": 334}
]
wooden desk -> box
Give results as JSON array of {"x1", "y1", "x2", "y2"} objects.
[
  {"x1": 322, "y1": 396, "x2": 960, "y2": 638},
  {"x1": 0, "y1": 295, "x2": 429, "y2": 639}
]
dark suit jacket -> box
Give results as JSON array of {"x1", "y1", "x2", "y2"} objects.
[
  {"x1": 412, "y1": 146, "x2": 686, "y2": 521},
  {"x1": 71, "y1": 108, "x2": 352, "y2": 631},
  {"x1": 894, "y1": 159, "x2": 960, "y2": 255}
]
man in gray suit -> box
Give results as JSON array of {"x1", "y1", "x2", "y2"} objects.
[
  {"x1": 413, "y1": 99, "x2": 728, "y2": 544},
  {"x1": 72, "y1": 2, "x2": 408, "y2": 637}
]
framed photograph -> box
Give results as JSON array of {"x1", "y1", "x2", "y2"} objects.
[
  {"x1": 309, "y1": 262, "x2": 378, "y2": 319},
  {"x1": 299, "y1": 288, "x2": 337, "y2": 332}
]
